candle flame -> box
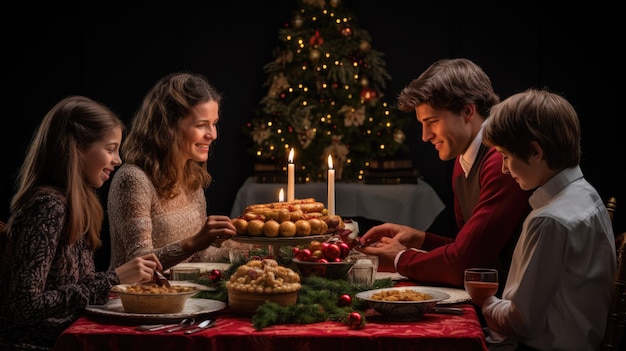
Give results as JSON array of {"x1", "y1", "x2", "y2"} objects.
[
  {"x1": 327, "y1": 155, "x2": 333, "y2": 169},
  {"x1": 288, "y1": 148, "x2": 294, "y2": 163},
  {"x1": 279, "y1": 188, "x2": 285, "y2": 202}
]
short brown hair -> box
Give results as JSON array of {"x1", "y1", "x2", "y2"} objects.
[
  {"x1": 483, "y1": 88, "x2": 581, "y2": 170},
  {"x1": 397, "y1": 58, "x2": 500, "y2": 118}
]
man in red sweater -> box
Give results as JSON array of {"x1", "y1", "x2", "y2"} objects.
[{"x1": 357, "y1": 58, "x2": 531, "y2": 290}]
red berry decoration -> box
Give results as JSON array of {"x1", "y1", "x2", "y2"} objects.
[
  {"x1": 209, "y1": 269, "x2": 222, "y2": 283},
  {"x1": 338, "y1": 242, "x2": 350, "y2": 258},
  {"x1": 347, "y1": 312, "x2": 363, "y2": 329},
  {"x1": 339, "y1": 294, "x2": 352, "y2": 306},
  {"x1": 323, "y1": 243, "x2": 341, "y2": 260},
  {"x1": 296, "y1": 248, "x2": 312, "y2": 261}
]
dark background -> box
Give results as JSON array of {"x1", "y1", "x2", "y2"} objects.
[{"x1": 2, "y1": 1, "x2": 624, "y2": 247}]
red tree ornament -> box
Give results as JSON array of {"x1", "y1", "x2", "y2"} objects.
[
  {"x1": 347, "y1": 312, "x2": 363, "y2": 329},
  {"x1": 209, "y1": 269, "x2": 222, "y2": 283},
  {"x1": 360, "y1": 87, "x2": 378, "y2": 102}
]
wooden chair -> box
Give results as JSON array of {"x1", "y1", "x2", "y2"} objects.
[
  {"x1": 601, "y1": 197, "x2": 626, "y2": 350},
  {"x1": 607, "y1": 197, "x2": 617, "y2": 222}
]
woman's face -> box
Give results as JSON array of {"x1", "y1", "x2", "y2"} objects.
[
  {"x1": 81, "y1": 126, "x2": 123, "y2": 188},
  {"x1": 178, "y1": 100, "x2": 219, "y2": 163}
]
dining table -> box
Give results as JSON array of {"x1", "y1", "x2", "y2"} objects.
[{"x1": 53, "y1": 268, "x2": 489, "y2": 351}]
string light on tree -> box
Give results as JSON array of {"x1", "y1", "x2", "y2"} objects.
[{"x1": 246, "y1": 0, "x2": 411, "y2": 182}]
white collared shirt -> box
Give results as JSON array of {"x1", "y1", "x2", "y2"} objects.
[
  {"x1": 459, "y1": 122, "x2": 486, "y2": 177},
  {"x1": 481, "y1": 166, "x2": 616, "y2": 350}
]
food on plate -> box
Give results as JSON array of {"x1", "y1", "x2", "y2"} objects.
[
  {"x1": 232, "y1": 218, "x2": 248, "y2": 235},
  {"x1": 122, "y1": 284, "x2": 197, "y2": 294},
  {"x1": 231, "y1": 198, "x2": 344, "y2": 237},
  {"x1": 279, "y1": 220, "x2": 297, "y2": 237},
  {"x1": 294, "y1": 219, "x2": 311, "y2": 236},
  {"x1": 246, "y1": 219, "x2": 265, "y2": 236},
  {"x1": 226, "y1": 258, "x2": 301, "y2": 294},
  {"x1": 263, "y1": 219, "x2": 280, "y2": 238},
  {"x1": 370, "y1": 289, "x2": 433, "y2": 302}
]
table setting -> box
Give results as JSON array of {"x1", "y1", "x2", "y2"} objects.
[
  {"x1": 56, "y1": 264, "x2": 486, "y2": 351},
  {"x1": 53, "y1": 156, "x2": 487, "y2": 351}
]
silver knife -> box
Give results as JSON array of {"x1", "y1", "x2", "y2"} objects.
[
  {"x1": 184, "y1": 319, "x2": 216, "y2": 334},
  {"x1": 432, "y1": 307, "x2": 464, "y2": 315},
  {"x1": 135, "y1": 324, "x2": 169, "y2": 331}
]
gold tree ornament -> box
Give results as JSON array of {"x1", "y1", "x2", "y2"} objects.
[{"x1": 246, "y1": 0, "x2": 411, "y2": 182}]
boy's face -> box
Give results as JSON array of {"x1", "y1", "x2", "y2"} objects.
[
  {"x1": 494, "y1": 145, "x2": 547, "y2": 191},
  {"x1": 415, "y1": 104, "x2": 475, "y2": 161}
]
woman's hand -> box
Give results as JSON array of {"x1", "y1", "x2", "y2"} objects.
[
  {"x1": 115, "y1": 253, "x2": 162, "y2": 285},
  {"x1": 190, "y1": 215, "x2": 237, "y2": 250}
]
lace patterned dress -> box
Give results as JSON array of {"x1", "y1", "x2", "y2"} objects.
[
  {"x1": 0, "y1": 186, "x2": 118, "y2": 350},
  {"x1": 107, "y1": 164, "x2": 235, "y2": 271}
]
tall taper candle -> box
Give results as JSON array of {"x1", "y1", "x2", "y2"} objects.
[
  {"x1": 327, "y1": 155, "x2": 335, "y2": 216},
  {"x1": 287, "y1": 148, "x2": 295, "y2": 201}
]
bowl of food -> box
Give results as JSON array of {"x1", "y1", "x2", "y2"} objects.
[
  {"x1": 355, "y1": 286, "x2": 451, "y2": 321},
  {"x1": 111, "y1": 283, "x2": 200, "y2": 314},
  {"x1": 226, "y1": 259, "x2": 301, "y2": 315},
  {"x1": 292, "y1": 258, "x2": 355, "y2": 280}
]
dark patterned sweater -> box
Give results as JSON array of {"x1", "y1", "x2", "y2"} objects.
[{"x1": 0, "y1": 186, "x2": 118, "y2": 350}]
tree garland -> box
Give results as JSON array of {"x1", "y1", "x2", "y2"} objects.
[{"x1": 195, "y1": 262, "x2": 393, "y2": 330}]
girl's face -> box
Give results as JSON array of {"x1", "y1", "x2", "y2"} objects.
[
  {"x1": 81, "y1": 127, "x2": 123, "y2": 188},
  {"x1": 178, "y1": 100, "x2": 219, "y2": 163}
]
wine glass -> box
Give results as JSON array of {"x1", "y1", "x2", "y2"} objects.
[{"x1": 464, "y1": 268, "x2": 498, "y2": 306}]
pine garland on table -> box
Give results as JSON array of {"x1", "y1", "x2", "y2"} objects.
[{"x1": 195, "y1": 264, "x2": 393, "y2": 330}]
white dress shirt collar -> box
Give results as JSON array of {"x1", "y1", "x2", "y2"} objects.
[{"x1": 460, "y1": 121, "x2": 487, "y2": 177}]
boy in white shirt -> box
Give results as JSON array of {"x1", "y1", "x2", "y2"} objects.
[{"x1": 479, "y1": 88, "x2": 616, "y2": 351}]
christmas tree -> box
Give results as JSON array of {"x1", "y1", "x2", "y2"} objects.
[{"x1": 246, "y1": 0, "x2": 411, "y2": 183}]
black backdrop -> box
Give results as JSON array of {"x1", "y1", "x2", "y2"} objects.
[{"x1": 2, "y1": 1, "x2": 624, "y2": 246}]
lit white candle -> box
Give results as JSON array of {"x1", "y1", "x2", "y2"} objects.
[
  {"x1": 287, "y1": 148, "x2": 295, "y2": 201},
  {"x1": 279, "y1": 188, "x2": 285, "y2": 202},
  {"x1": 327, "y1": 155, "x2": 335, "y2": 216}
]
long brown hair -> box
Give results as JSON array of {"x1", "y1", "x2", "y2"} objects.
[
  {"x1": 11, "y1": 96, "x2": 124, "y2": 248},
  {"x1": 122, "y1": 72, "x2": 221, "y2": 198}
]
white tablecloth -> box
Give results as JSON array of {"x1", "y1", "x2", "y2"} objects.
[{"x1": 230, "y1": 177, "x2": 445, "y2": 230}]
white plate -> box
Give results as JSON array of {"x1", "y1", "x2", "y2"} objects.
[
  {"x1": 355, "y1": 287, "x2": 450, "y2": 321},
  {"x1": 419, "y1": 286, "x2": 470, "y2": 305},
  {"x1": 86, "y1": 298, "x2": 226, "y2": 323}
]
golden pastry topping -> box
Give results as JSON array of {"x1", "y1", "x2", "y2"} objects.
[{"x1": 370, "y1": 289, "x2": 433, "y2": 301}]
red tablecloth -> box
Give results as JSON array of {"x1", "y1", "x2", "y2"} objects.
[{"x1": 54, "y1": 303, "x2": 488, "y2": 351}]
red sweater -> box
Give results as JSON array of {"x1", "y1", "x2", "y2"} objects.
[{"x1": 396, "y1": 147, "x2": 532, "y2": 288}]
